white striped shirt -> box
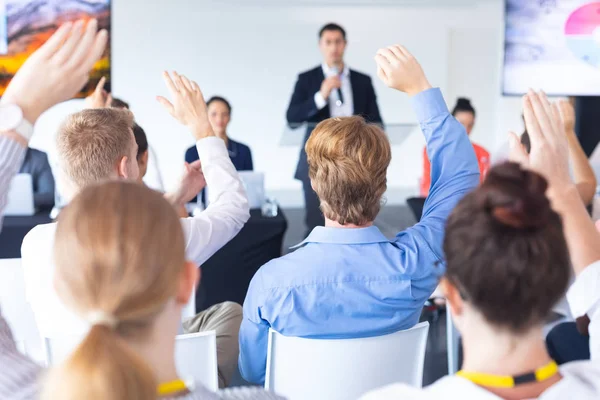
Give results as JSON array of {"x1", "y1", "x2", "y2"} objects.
[{"x1": 0, "y1": 135, "x2": 26, "y2": 231}]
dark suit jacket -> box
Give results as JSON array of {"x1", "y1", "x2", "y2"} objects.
[
  {"x1": 185, "y1": 138, "x2": 253, "y2": 203},
  {"x1": 19, "y1": 148, "x2": 55, "y2": 210},
  {"x1": 286, "y1": 65, "x2": 383, "y2": 180}
]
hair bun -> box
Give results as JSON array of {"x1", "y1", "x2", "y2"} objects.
[
  {"x1": 479, "y1": 163, "x2": 550, "y2": 229},
  {"x1": 456, "y1": 97, "x2": 471, "y2": 106}
]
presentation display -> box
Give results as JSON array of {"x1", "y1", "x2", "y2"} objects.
[
  {"x1": 0, "y1": 0, "x2": 110, "y2": 98},
  {"x1": 503, "y1": 1, "x2": 600, "y2": 96}
]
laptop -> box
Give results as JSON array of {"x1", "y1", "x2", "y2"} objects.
[
  {"x1": 205, "y1": 171, "x2": 265, "y2": 210},
  {"x1": 5, "y1": 174, "x2": 35, "y2": 216}
]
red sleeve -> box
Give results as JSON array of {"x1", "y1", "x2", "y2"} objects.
[{"x1": 421, "y1": 146, "x2": 431, "y2": 197}]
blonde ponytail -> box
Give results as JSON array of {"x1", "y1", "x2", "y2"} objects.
[
  {"x1": 42, "y1": 181, "x2": 187, "y2": 400},
  {"x1": 42, "y1": 325, "x2": 157, "y2": 400}
]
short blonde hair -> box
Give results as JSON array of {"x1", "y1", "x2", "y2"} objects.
[
  {"x1": 306, "y1": 116, "x2": 391, "y2": 225},
  {"x1": 57, "y1": 108, "x2": 135, "y2": 188}
]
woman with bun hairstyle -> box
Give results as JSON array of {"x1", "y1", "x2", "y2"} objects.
[
  {"x1": 363, "y1": 91, "x2": 600, "y2": 399},
  {"x1": 421, "y1": 98, "x2": 490, "y2": 196},
  {"x1": 41, "y1": 181, "x2": 282, "y2": 400}
]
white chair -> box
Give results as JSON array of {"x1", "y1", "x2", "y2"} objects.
[
  {"x1": 175, "y1": 331, "x2": 218, "y2": 392},
  {"x1": 264, "y1": 322, "x2": 430, "y2": 400},
  {"x1": 0, "y1": 258, "x2": 44, "y2": 363},
  {"x1": 44, "y1": 330, "x2": 219, "y2": 392}
]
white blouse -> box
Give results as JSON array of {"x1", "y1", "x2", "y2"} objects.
[{"x1": 361, "y1": 261, "x2": 600, "y2": 400}]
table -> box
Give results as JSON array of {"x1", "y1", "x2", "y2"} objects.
[
  {"x1": 195, "y1": 208, "x2": 288, "y2": 311},
  {"x1": 0, "y1": 213, "x2": 53, "y2": 259}
]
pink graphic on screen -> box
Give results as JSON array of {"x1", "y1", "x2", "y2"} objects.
[{"x1": 564, "y1": 2, "x2": 600, "y2": 68}]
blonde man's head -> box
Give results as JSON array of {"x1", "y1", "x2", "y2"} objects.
[
  {"x1": 57, "y1": 108, "x2": 138, "y2": 191},
  {"x1": 306, "y1": 116, "x2": 391, "y2": 226}
]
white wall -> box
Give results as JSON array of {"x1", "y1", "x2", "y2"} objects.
[{"x1": 31, "y1": 0, "x2": 525, "y2": 206}]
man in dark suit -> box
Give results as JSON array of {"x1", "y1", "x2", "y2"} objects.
[{"x1": 286, "y1": 23, "x2": 383, "y2": 236}]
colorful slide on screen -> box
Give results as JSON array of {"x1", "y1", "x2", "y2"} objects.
[
  {"x1": 504, "y1": 0, "x2": 600, "y2": 96},
  {"x1": 0, "y1": 0, "x2": 110, "y2": 98}
]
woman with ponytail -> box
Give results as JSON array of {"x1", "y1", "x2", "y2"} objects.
[
  {"x1": 363, "y1": 92, "x2": 600, "y2": 399},
  {"x1": 420, "y1": 98, "x2": 490, "y2": 197},
  {"x1": 41, "y1": 181, "x2": 282, "y2": 400}
]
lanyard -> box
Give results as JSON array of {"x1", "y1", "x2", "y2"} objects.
[
  {"x1": 157, "y1": 379, "x2": 188, "y2": 396},
  {"x1": 456, "y1": 361, "x2": 559, "y2": 388}
]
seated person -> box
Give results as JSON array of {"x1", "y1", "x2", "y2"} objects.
[
  {"x1": 19, "y1": 147, "x2": 55, "y2": 211},
  {"x1": 361, "y1": 91, "x2": 600, "y2": 400},
  {"x1": 238, "y1": 45, "x2": 480, "y2": 384},
  {"x1": 22, "y1": 72, "x2": 250, "y2": 387},
  {"x1": 41, "y1": 181, "x2": 284, "y2": 400},
  {"x1": 421, "y1": 97, "x2": 489, "y2": 197},
  {"x1": 185, "y1": 96, "x2": 253, "y2": 201}
]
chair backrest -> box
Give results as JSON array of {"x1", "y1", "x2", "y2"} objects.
[
  {"x1": 0, "y1": 258, "x2": 44, "y2": 362},
  {"x1": 175, "y1": 331, "x2": 218, "y2": 392},
  {"x1": 45, "y1": 330, "x2": 219, "y2": 392},
  {"x1": 5, "y1": 174, "x2": 34, "y2": 216},
  {"x1": 264, "y1": 322, "x2": 430, "y2": 400}
]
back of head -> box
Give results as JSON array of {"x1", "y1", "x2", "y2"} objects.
[
  {"x1": 133, "y1": 123, "x2": 149, "y2": 159},
  {"x1": 306, "y1": 116, "x2": 391, "y2": 225},
  {"x1": 42, "y1": 181, "x2": 186, "y2": 400},
  {"x1": 452, "y1": 97, "x2": 476, "y2": 117},
  {"x1": 444, "y1": 163, "x2": 570, "y2": 333},
  {"x1": 111, "y1": 97, "x2": 130, "y2": 109},
  {"x1": 57, "y1": 108, "x2": 134, "y2": 188}
]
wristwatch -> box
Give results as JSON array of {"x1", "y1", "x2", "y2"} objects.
[{"x1": 0, "y1": 103, "x2": 33, "y2": 140}]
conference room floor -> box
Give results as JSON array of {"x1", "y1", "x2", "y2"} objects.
[{"x1": 281, "y1": 205, "x2": 448, "y2": 387}]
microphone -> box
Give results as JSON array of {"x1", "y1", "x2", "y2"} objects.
[{"x1": 330, "y1": 66, "x2": 344, "y2": 107}]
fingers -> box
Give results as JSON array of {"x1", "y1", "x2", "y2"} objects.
[
  {"x1": 191, "y1": 81, "x2": 201, "y2": 92},
  {"x1": 528, "y1": 91, "x2": 555, "y2": 143},
  {"x1": 36, "y1": 21, "x2": 73, "y2": 59},
  {"x1": 52, "y1": 20, "x2": 84, "y2": 65},
  {"x1": 79, "y1": 29, "x2": 108, "y2": 72},
  {"x1": 374, "y1": 54, "x2": 392, "y2": 77},
  {"x1": 105, "y1": 92, "x2": 113, "y2": 107},
  {"x1": 156, "y1": 96, "x2": 174, "y2": 114},
  {"x1": 162, "y1": 71, "x2": 179, "y2": 96},
  {"x1": 522, "y1": 93, "x2": 543, "y2": 147},
  {"x1": 65, "y1": 19, "x2": 99, "y2": 69},
  {"x1": 171, "y1": 71, "x2": 185, "y2": 92},
  {"x1": 377, "y1": 48, "x2": 398, "y2": 64},
  {"x1": 180, "y1": 75, "x2": 194, "y2": 92},
  {"x1": 94, "y1": 76, "x2": 106, "y2": 97},
  {"x1": 394, "y1": 45, "x2": 412, "y2": 59},
  {"x1": 387, "y1": 45, "x2": 404, "y2": 60},
  {"x1": 508, "y1": 131, "x2": 529, "y2": 166}
]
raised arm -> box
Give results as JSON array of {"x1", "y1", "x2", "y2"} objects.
[
  {"x1": 560, "y1": 100, "x2": 597, "y2": 206},
  {"x1": 509, "y1": 91, "x2": 600, "y2": 359},
  {"x1": 0, "y1": 20, "x2": 107, "y2": 230},
  {"x1": 157, "y1": 71, "x2": 250, "y2": 265},
  {"x1": 375, "y1": 45, "x2": 479, "y2": 261}
]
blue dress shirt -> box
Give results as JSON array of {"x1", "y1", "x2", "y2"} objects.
[{"x1": 238, "y1": 88, "x2": 480, "y2": 384}]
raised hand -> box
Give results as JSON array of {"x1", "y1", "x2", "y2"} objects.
[
  {"x1": 157, "y1": 71, "x2": 214, "y2": 140},
  {"x1": 166, "y1": 160, "x2": 206, "y2": 207},
  {"x1": 374, "y1": 45, "x2": 431, "y2": 96},
  {"x1": 1, "y1": 19, "x2": 108, "y2": 124},
  {"x1": 508, "y1": 91, "x2": 572, "y2": 195},
  {"x1": 84, "y1": 76, "x2": 112, "y2": 109},
  {"x1": 558, "y1": 99, "x2": 576, "y2": 134}
]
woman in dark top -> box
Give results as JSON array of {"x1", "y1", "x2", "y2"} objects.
[{"x1": 185, "y1": 96, "x2": 253, "y2": 171}]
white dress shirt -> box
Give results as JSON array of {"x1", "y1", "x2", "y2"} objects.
[
  {"x1": 21, "y1": 136, "x2": 250, "y2": 338},
  {"x1": 360, "y1": 261, "x2": 600, "y2": 400},
  {"x1": 313, "y1": 63, "x2": 354, "y2": 118}
]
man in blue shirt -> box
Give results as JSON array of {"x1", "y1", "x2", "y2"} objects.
[{"x1": 239, "y1": 45, "x2": 480, "y2": 384}]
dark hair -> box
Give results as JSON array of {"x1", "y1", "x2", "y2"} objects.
[
  {"x1": 111, "y1": 97, "x2": 130, "y2": 110},
  {"x1": 319, "y1": 23, "x2": 346, "y2": 40},
  {"x1": 133, "y1": 123, "x2": 148, "y2": 160},
  {"x1": 521, "y1": 131, "x2": 531, "y2": 153},
  {"x1": 206, "y1": 96, "x2": 232, "y2": 114},
  {"x1": 444, "y1": 162, "x2": 570, "y2": 333},
  {"x1": 452, "y1": 98, "x2": 476, "y2": 117}
]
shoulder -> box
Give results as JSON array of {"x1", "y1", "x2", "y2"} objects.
[
  {"x1": 230, "y1": 139, "x2": 251, "y2": 154},
  {"x1": 22, "y1": 223, "x2": 56, "y2": 251},
  {"x1": 26, "y1": 148, "x2": 50, "y2": 163},
  {"x1": 297, "y1": 65, "x2": 322, "y2": 80}
]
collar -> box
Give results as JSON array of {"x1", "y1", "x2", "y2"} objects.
[
  {"x1": 291, "y1": 225, "x2": 389, "y2": 249},
  {"x1": 321, "y1": 63, "x2": 350, "y2": 78}
]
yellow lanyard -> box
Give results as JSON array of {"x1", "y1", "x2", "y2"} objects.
[
  {"x1": 157, "y1": 379, "x2": 188, "y2": 396},
  {"x1": 456, "y1": 361, "x2": 559, "y2": 388}
]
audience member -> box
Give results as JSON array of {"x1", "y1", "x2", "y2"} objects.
[
  {"x1": 421, "y1": 97, "x2": 489, "y2": 196},
  {"x1": 238, "y1": 45, "x2": 480, "y2": 384},
  {"x1": 18, "y1": 147, "x2": 55, "y2": 210},
  {"x1": 111, "y1": 94, "x2": 166, "y2": 191},
  {"x1": 22, "y1": 71, "x2": 249, "y2": 387},
  {"x1": 41, "y1": 181, "x2": 283, "y2": 400},
  {"x1": 0, "y1": 19, "x2": 108, "y2": 400},
  {"x1": 361, "y1": 91, "x2": 600, "y2": 399}
]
